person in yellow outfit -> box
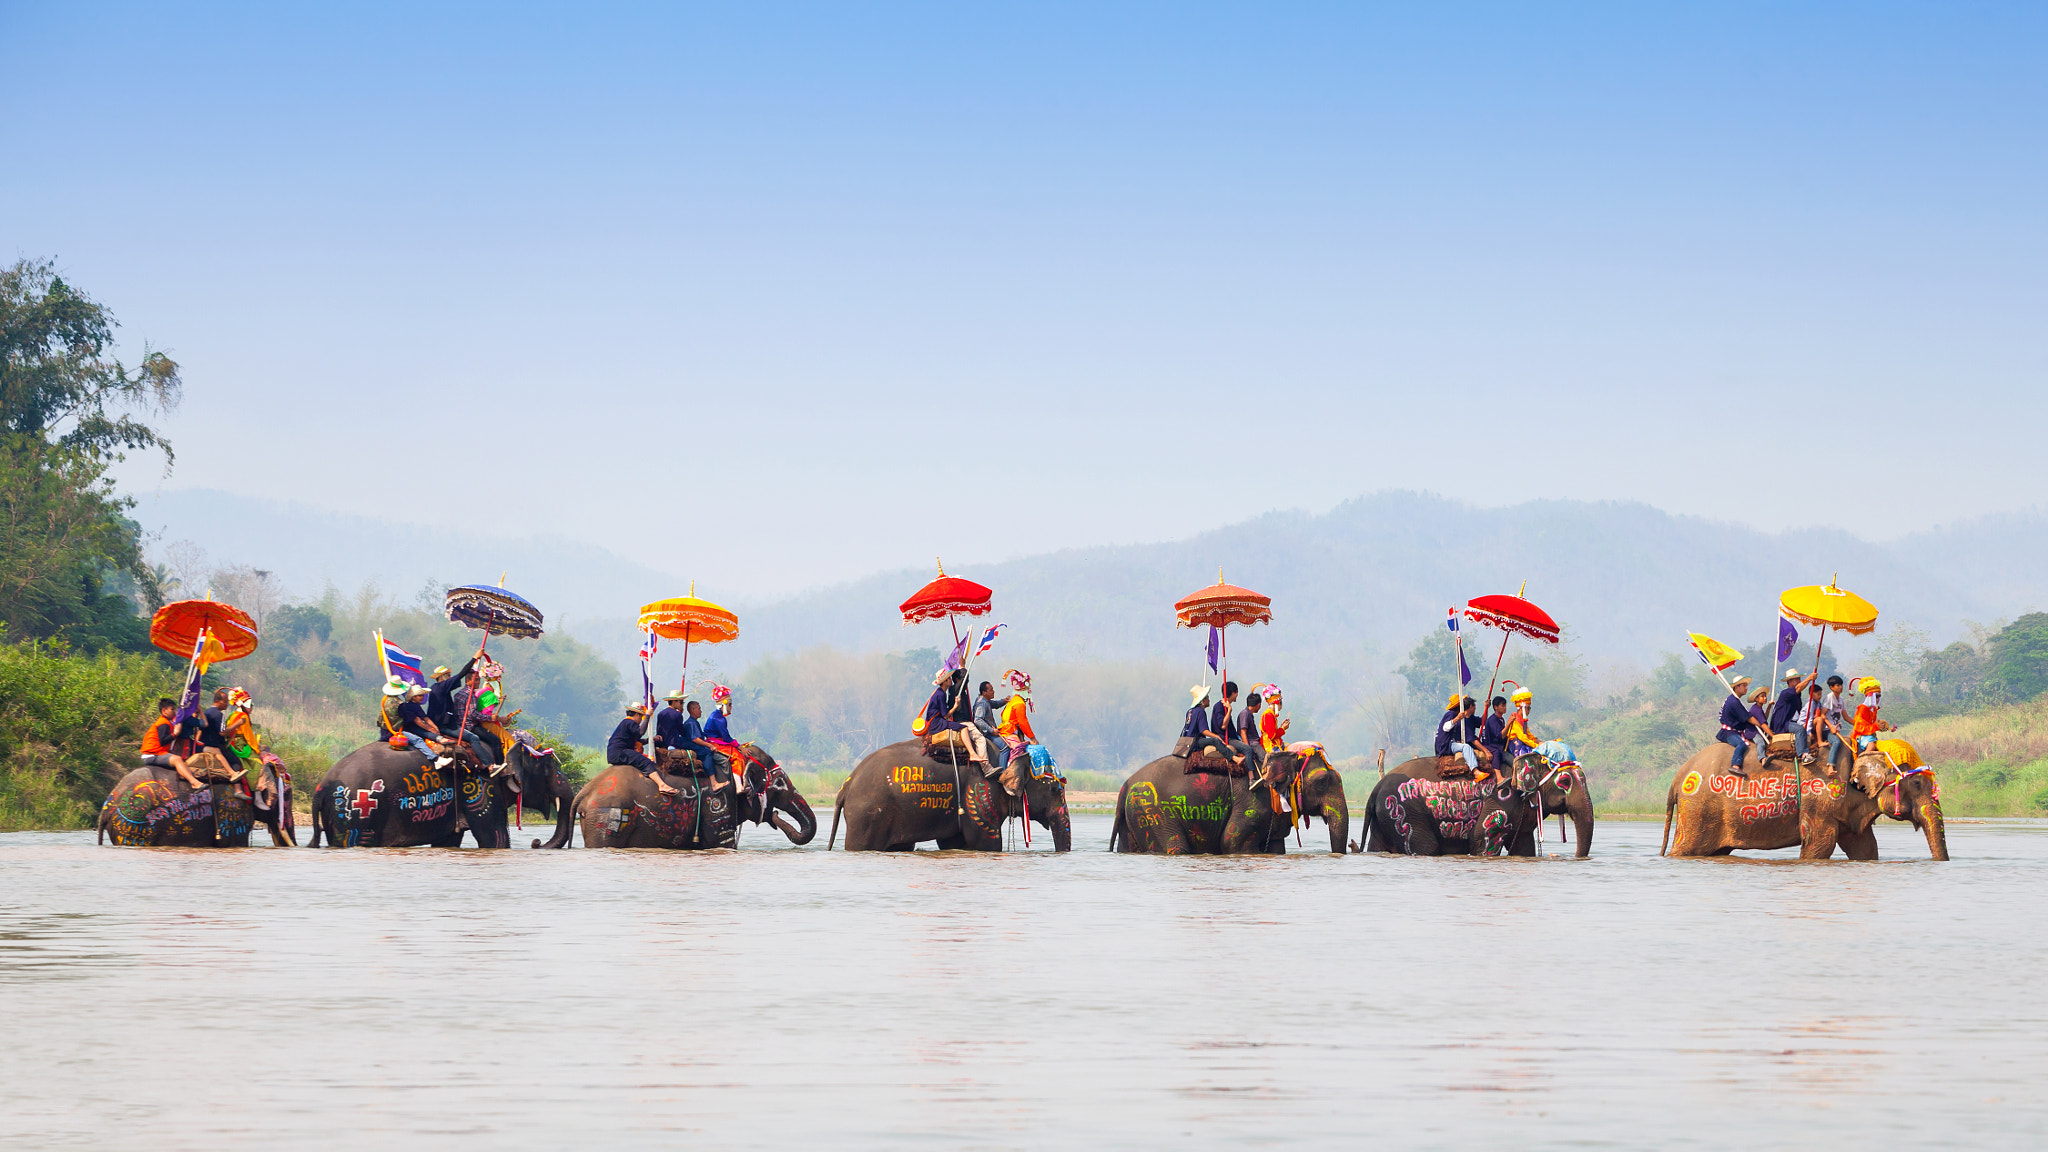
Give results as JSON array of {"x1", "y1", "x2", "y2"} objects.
[
  {"x1": 220, "y1": 687, "x2": 273, "y2": 804},
  {"x1": 1256, "y1": 684, "x2": 1290, "y2": 753},
  {"x1": 1503, "y1": 687, "x2": 1540, "y2": 766}
]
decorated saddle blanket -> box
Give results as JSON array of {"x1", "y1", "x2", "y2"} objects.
[{"x1": 1183, "y1": 752, "x2": 1249, "y2": 776}]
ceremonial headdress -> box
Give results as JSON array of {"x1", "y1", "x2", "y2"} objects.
[
  {"x1": 710, "y1": 683, "x2": 732, "y2": 705},
  {"x1": 1510, "y1": 687, "x2": 1534, "y2": 704},
  {"x1": 226, "y1": 687, "x2": 253, "y2": 710},
  {"x1": 478, "y1": 659, "x2": 505, "y2": 681},
  {"x1": 1004, "y1": 669, "x2": 1031, "y2": 694},
  {"x1": 1859, "y1": 677, "x2": 1882, "y2": 695}
]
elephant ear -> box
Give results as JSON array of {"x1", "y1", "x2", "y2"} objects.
[{"x1": 1850, "y1": 755, "x2": 1892, "y2": 797}]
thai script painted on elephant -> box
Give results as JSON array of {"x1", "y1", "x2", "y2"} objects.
[
  {"x1": 1126, "y1": 781, "x2": 1162, "y2": 829},
  {"x1": 399, "y1": 786, "x2": 456, "y2": 823},
  {"x1": 890, "y1": 765, "x2": 923, "y2": 785},
  {"x1": 147, "y1": 786, "x2": 214, "y2": 829},
  {"x1": 1162, "y1": 795, "x2": 1230, "y2": 823},
  {"x1": 1394, "y1": 778, "x2": 1481, "y2": 839},
  {"x1": 1708, "y1": 773, "x2": 1834, "y2": 802},
  {"x1": 401, "y1": 768, "x2": 445, "y2": 794}
]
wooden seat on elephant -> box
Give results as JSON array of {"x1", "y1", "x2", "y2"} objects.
[
  {"x1": 1182, "y1": 750, "x2": 1248, "y2": 776},
  {"x1": 190, "y1": 755, "x2": 244, "y2": 783},
  {"x1": 922, "y1": 729, "x2": 975, "y2": 761}
]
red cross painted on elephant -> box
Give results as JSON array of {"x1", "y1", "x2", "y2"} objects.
[{"x1": 351, "y1": 780, "x2": 385, "y2": 820}]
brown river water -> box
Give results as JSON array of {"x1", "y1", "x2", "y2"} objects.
[{"x1": 2, "y1": 816, "x2": 2042, "y2": 1149}]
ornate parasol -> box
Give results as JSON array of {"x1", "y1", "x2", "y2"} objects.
[
  {"x1": 150, "y1": 598, "x2": 260, "y2": 662},
  {"x1": 1777, "y1": 575, "x2": 1879, "y2": 838},
  {"x1": 899, "y1": 559, "x2": 995, "y2": 686},
  {"x1": 444, "y1": 584, "x2": 545, "y2": 640},
  {"x1": 1174, "y1": 571, "x2": 1271, "y2": 689},
  {"x1": 1462, "y1": 587, "x2": 1561, "y2": 710},
  {"x1": 640, "y1": 583, "x2": 739, "y2": 696}
]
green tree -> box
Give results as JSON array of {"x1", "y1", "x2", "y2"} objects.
[
  {"x1": 0, "y1": 259, "x2": 178, "y2": 649},
  {"x1": 1988, "y1": 613, "x2": 2048, "y2": 703}
]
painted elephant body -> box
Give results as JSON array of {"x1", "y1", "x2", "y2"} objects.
[
  {"x1": 828, "y1": 739, "x2": 1071, "y2": 851},
  {"x1": 576, "y1": 744, "x2": 817, "y2": 849},
  {"x1": 307, "y1": 740, "x2": 570, "y2": 849},
  {"x1": 97, "y1": 762, "x2": 293, "y2": 848},
  {"x1": 464, "y1": 742, "x2": 576, "y2": 849},
  {"x1": 1111, "y1": 748, "x2": 1346, "y2": 854},
  {"x1": 1391, "y1": 754, "x2": 1594, "y2": 857},
  {"x1": 1365, "y1": 762, "x2": 1543, "y2": 856},
  {"x1": 1661, "y1": 742, "x2": 1948, "y2": 859}
]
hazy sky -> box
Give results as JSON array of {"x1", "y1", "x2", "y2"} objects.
[{"x1": 5, "y1": 3, "x2": 2043, "y2": 599}]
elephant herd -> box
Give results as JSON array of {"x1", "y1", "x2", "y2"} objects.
[{"x1": 97, "y1": 733, "x2": 1948, "y2": 863}]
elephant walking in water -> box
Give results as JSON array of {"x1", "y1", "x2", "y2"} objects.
[
  {"x1": 828, "y1": 739, "x2": 1071, "y2": 851},
  {"x1": 1387, "y1": 754, "x2": 1594, "y2": 857},
  {"x1": 99, "y1": 758, "x2": 295, "y2": 847},
  {"x1": 1365, "y1": 756, "x2": 1551, "y2": 856},
  {"x1": 1111, "y1": 746, "x2": 1346, "y2": 854},
  {"x1": 1661, "y1": 740, "x2": 1947, "y2": 859},
  {"x1": 577, "y1": 743, "x2": 817, "y2": 849},
  {"x1": 308, "y1": 739, "x2": 575, "y2": 849}
]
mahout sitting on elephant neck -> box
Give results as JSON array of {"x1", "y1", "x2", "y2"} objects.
[
  {"x1": 1388, "y1": 750, "x2": 1593, "y2": 857},
  {"x1": 1113, "y1": 746, "x2": 1347, "y2": 855},
  {"x1": 1660, "y1": 737, "x2": 1948, "y2": 860},
  {"x1": 828, "y1": 738, "x2": 1071, "y2": 852},
  {"x1": 577, "y1": 743, "x2": 816, "y2": 850}
]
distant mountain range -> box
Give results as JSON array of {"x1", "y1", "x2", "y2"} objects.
[{"x1": 134, "y1": 488, "x2": 2045, "y2": 715}]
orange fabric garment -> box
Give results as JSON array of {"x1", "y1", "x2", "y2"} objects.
[
  {"x1": 1260, "y1": 707, "x2": 1285, "y2": 752},
  {"x1": 139, "y1": 719, "x2": 176, "y2": 756},
  {"x1": 1505, "y1": 711, "x2": 1538, "y2": 752},
  {"x1": 1853, "y1": 703, "x2": 1880, "y2": 738},
  {"x1": 998, "y1": 695, "x2": 1036, "y2": 742},
  {"x1": 223, "y1": 710, "x2": 261, "y2": 759}
]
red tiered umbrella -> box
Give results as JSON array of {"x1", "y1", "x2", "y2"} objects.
[
  {"x1": 150, "y1": 598, "x2": 260, "y2": 662},
  {"x1": 899, "y1": 564, "x2": 994, "y2": 631},
  {"x1": 1174, "y1": 572, "x2": 1271, "y2": 689},
  {"x1": 1462, "y1": 588, "x2": 1561, "y2": 710}
]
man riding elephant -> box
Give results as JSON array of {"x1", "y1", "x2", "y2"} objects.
[
  {"x1": 829, "y1": 736, "x2": 1071, "y2": 852},
  {"x1": 1365, "y1": 753, "x2": 1548, "y2": 856},
  {"x1": 1385, "y1": 740, "x2": 1594, "y2": 857},
  {"x1": 579, "y1": 743, "x2": 817, "y2": 850},
  {"x1": 307, "y1": 736, "x2": 574, "y2": 850},
  {"x1": 1112, "y1": 743, "x2": 1345, "y2": 855},
  {"x1": 1662, "y1": 735, "x2": 1947, "y2": 860}
]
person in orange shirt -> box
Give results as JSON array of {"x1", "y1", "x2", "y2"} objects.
[
  {"x1": 996, "y1": 669, "x2": 1038, "y2": 789},
  {"x1": 1852, "y1": 677, "x2": 1889, "y2": 752},
  {"x1": 139, "y1": 697, "x2": 206, "y2": 792}
]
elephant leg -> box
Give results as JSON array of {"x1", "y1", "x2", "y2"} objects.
[
  {"x1": 1837, "y1": 823, "x2": 1880, "y2": 861},
  {"x1": 1800, "y1": 820, "x2": 1840, "y2": 860},
  {"x1": 1403, "y1": 814, "x2": 1443, "y2": 856}
]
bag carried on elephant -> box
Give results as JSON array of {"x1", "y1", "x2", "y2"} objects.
[{"x1": 1170, "y1": 736, "x2": 1195, "y2": 759}]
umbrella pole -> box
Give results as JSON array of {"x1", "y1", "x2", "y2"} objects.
[
  {"x1": 455, "y1": 627, "x2": 490, "y2": 754},
  {"x1": 1482, "y1": 631, "x2": 1511, "y2": 710},
  {"x1": 1797, "y1": 625, "x2": 1830, "y2": 850}
]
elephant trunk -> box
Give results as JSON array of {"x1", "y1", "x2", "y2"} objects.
[
  {"x1": 533, "y1": 789, "x2": 576, "y2": 849},
  {"x1": 1921, "y1": 799, "x2": 1949, "y2": 862},
  {"x1": 1569, "y1": 788, "x2": 1595, "y2": 859},
  {"x1": 1048, "y1": 803, "x2": 1072, "y2": 852},
  {"x1": 769, "y1": 791, "x2": 818, "y2": 845},
  {"x1": 1321, "y1": 791, "x2": 1349, "y2": 854}
]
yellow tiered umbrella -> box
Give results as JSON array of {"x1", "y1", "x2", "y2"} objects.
[
  {"x1": 1779, "y1": 578, "x2": 1880, "y2": 636},
  {"x1": 639, "y1": 583, "x2": 740, "y2": 696}
]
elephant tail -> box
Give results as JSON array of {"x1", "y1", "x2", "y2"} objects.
[
  {"x1": 1659, "y1": 792, "x2": 1674, "y2": 858},
  {"x1": 96, "y1": 800, "x2": 109, "y2": 846},
  {"x1": 826, "y1": 784, "x2": 845, "y2": 851},
  {"x1": 1109, "y1": 798, "x2": 1125, "y2": 853},
  {"x1": 309, "y1": 798, "x2": 325, "y2": 849}
]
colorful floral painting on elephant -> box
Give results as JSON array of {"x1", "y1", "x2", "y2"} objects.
[
  {"x1": 577, "y1": 743, "x2": 816, "y2": 850},
  {"x1": 828, "y1": 739, "x2": 1070, "y2": 852},
  {"x1": 97, "y1": 762, "x2": 292, "y2": 848},
  {"x1": 1111, "y1": 746, "x2": 1345, "y2": 855}
]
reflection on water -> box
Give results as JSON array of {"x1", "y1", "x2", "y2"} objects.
[{"x1": 2, "y1": 819, "x2": 2044, "y2": 1148}]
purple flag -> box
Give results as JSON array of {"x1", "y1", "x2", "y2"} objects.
[
  {"x1": 1777, "y1": 617, "x2": 1799, "y2": 662},
  {"x1": 1206, "y1": 627, "x2": 1220, "y2": 673},
  {"x1": 942, "y1": 632, "x2": 971, "y2": 671},
  {"x1": 1459, "y1": 644, "x2": 1472, "y2": 687},
  {"x1": 173, "y1": 632, "x2": 206, "y2": 725}
]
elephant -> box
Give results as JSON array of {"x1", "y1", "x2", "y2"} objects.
[
  {"x1": 1388, "y1": 753, "x2": 1595, "y2": 857},
  {"x1": 827, "y1": 739, "x2": 1072, "y2": 852},
  {"x1": 307, "y1": 738, "x2": 573, "y2": 849},
  {"x1": 1660, "y1": 740, "x2": 1948, "y2": 860},
  {"x1": 1364, "y1": 755, "x2": 1550, "y2": 856},
  {"x1": 1111, "y1": 746, "x2": 1346, "y2": 855},
  {"x1": 462, "y1": 740, "x2": 577, "y2": 849},
  {"x1": 577, "y1": 743, "x2": 818, "y2": 850},
  {"x1": 98, "y1": 757, "x2": 295, "y2": 847}
]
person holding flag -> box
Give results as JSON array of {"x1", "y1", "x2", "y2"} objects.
[{"x1": 1718, "y1": 675, "x2": 1764, "y2": 775}]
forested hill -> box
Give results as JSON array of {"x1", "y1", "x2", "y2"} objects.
[{"x1": 138, "y1": 488, "x2": 2045, "y2": 688}]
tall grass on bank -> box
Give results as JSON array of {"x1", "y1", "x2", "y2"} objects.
[
  {"x1": 0, "y1": 640, "x2": 180, "y2": 831},
  {"x1": 1895, "y1": 697, "x2": 2048, "y2": 815}
]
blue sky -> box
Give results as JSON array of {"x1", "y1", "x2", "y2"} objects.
[{"x1": 4, "y1": 2, "x2": 2043, "y2": 598}]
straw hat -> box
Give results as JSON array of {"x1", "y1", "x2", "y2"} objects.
[
  {"x1": 382, "y1": 678, "x2": 409, "y2": 698},
  {"x1": 1190, "y1": 684, "x2": 1210, "y2": 705}
]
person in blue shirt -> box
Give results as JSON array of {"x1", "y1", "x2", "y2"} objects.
[
  {"x1": 1212, "y1": 681, "x2": 1255, "y2": 765},
  {"x1": 1433, "y1": 693, "x2": 1461, "y2": 758},
  {"x1": 1480, "y1": 696, "x2": 1509, "y2": 775},
  {"x1": 1717, "y1": 676, "x2": 1762, "y2": 775},
  {"x1": 1182, "y1": 684, "x2": 1242, "y2": 765},
  {"x1": 678, "y1": 699, "x2": 718, "y2": 778},
  {"x1": 1769, "y1": 670, "x2": 1811, "y2": 734},
  {"x1": 1442, "y1": 697, "x2": 1485, "y2": 772},
  {"x1": 654, "y1": 690, "x2": 688, "y2": 753},
  {"x1": 922, "y1": 669, "x2": 991, "y2": 768},
  {"x1": 607, "y1": 701, "x2": 673, "y2": 794}
]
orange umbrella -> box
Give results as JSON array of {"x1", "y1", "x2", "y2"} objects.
[
  {"x1": 150, "y1": 599, "x2": 259, "y2": 663},
  {"x1": 1174, "y1": 571, "x2": 1271, "y2": 687},
  {"x1": 639, "y1": 584, "x2": 739, "y2": 695}
]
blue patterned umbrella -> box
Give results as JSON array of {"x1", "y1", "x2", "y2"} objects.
[{"x1": 443, "y1": 585, "x2": 545, "y2": 640}]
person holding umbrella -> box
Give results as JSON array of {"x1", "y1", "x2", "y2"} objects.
[{"x1": 921, "y1": 669, "x2": 991, "y2": 770}]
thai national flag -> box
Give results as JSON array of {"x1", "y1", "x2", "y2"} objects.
[
  {"x1": 1446, "y1": 607, "x2": 1459, "y2": 633},
  {"x1": 639, "y1": 629, "x2": 659, "y2": 662},
  {"x1": 975, "y1": 623, "x2": 1007, "y2": 658},
  {"x1": 381, "y1": 637, "x2": 426, "y2": 687}
]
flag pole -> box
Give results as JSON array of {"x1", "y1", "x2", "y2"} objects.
[{"x1": 375, "y1": 629, "x2": 391, "y2": 684}]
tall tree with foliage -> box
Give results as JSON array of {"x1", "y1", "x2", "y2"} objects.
[{"x1": 0, "y1": 258, "x2": 178, "y2": 649}]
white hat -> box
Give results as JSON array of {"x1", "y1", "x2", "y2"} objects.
[
  {"x1": 381, "y1": 678, "x2": 409, "y2": 698},
  {"x1": 1785, "y1": 670, "x2": 1802, "y2": 682},
  {"x1": 1190, "y1": 683, "x2": 1210, "y2": 705}
]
